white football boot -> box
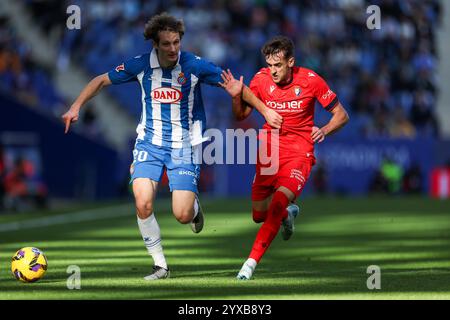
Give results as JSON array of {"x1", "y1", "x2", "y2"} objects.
[
  {"x1": 281, "y1": 203, "x2": 300, "y2": 241},
  {"x1": 144, "y1": 265, "x2": 170, "y2": 280},
  {"x1": 236, "y1": 258, "x2": 257, "y2": 280},
  {"x1": 190, "y1": 195, "x2": 204, "y2": 233}
]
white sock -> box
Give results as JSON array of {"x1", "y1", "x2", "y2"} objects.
[
  {"x1": 245, "y1": 258, "x2": 257, "y2": 269},
  {"x1": 137, "y1": 214, "x2": 167, "y2": 270}
]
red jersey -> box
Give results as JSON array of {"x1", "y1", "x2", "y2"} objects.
[{"x1": 249, "y1": 66, "x2": 338, "y2": 162}]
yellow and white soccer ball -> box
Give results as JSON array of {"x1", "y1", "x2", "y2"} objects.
[{"x1": 11, "y1": 247, "x2": 48, "y2": 283}]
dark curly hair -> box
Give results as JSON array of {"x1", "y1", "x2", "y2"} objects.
[
  {"x1": 261, "y1": 36, "x2": 294, "y2": 59},
  {"x1": 143, "y1": 12, "x2": 185, "y2": 43}
]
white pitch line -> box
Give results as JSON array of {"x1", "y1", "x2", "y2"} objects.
[{"x1": 0, "y1": 204, "x2": 133, "y2": 233}]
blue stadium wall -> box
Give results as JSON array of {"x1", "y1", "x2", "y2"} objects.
[
  {"x1": 220, "y1": 135, "x2": 437, "y2": 196},
  {"x1": 0, "y1": 94, "x2": 121, "y2": 199}
]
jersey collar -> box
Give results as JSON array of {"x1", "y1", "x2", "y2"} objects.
[{"x1": 150, "y1": 48, "x2": 181, "y2": 69}]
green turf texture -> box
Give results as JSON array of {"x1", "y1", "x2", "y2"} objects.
[{"x1": 0, "y1": 197, "x2": 449, "y2": 299}]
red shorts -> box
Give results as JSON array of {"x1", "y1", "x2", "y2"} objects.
[{"x1": 251, "y1": 158, "x2": 313, "y2": 201}]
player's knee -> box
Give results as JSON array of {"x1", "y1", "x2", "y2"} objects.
[
  {"x1": 135, "y1": 200, "x2": 153, "y2": 219},
  {"x1": 268, "y1": 191, "x2": 290, "y2": 221},
  {"x1": 252, "y1": 209, "x2": 267, "y2": 223},
  {"x1": 175, "y1": 214, "x2": 191, "y2": 224},
  {"x1": 252, "y1": 216, "x2": 264, "y2": 223},
  {"x1": 173, "y1": 208, "x2": 193, "y2": 224}
]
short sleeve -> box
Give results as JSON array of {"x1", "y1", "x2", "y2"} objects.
[
  {"x1": 313, "y1": 73, "x2": 339, "y2": 112},
  {"x1": 249, "y1": 70, "x2": 265, "y2": 100},
  {"x1": 194, "y1": 56, "x2": 224, "y2": 86},
  {"x1": 108, "y1": 55, "x2": 147, "y2": 85}
]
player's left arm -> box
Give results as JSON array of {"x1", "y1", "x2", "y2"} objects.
[
  {"x1": 311, "y1": 73, "x2": 350, "y2": 143},
  {"x1": 311, "y1": 102, "x2": 349, "y2": 143}
]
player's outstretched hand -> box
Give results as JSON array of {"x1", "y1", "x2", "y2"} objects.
[
  {"x1": 263, "y1": 108, "x2": 283, "y2": 129},
  {"x1": 311, "y1": 126, "x2": 325, "y2": 143},
  {"x1": 219, "y1": 69, "x2": 243, "y2": 98},
  {"x1": 61, "y1": 106, "x2": 80, "y2": 134},
  {"x1": 220, "y1": 68, "x2": 283, "y2": 129}
]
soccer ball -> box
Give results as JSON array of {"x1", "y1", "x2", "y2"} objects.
[{"x1": 11, "y1": 247, "x2": 48, "y2": 283}]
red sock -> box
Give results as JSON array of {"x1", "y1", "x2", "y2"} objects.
[
  {"x1": 252, "y1": 209, "x2": 268, "y2": 223},
  {"x1": 249, "y1": 191, "x2": 290, "y2": 263}
]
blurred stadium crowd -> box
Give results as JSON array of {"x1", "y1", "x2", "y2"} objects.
[
  {"x1": 0, "y1": 0, "x2": 445, "y2": 209},
  {"x1": 2, "y1": 0, "x2": 442, "y2": 137},
  {"x1": 0, "y1": 145, "x2": 48, "y2": 212},
  {"x1": 0, "y1": 15, "x2": 66, "y2": 115}
]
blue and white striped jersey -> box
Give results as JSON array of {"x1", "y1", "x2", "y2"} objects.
[{"x1": 108, "y1": 48, "x2": 223, "y2": 148}]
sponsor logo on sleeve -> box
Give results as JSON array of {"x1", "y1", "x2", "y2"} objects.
[
  {"x1": 115, "y1": 63, "x2": 125, "y2": 72},
  {"x1": 322, "y1": 89, "x2": 334, "y2": 100}
]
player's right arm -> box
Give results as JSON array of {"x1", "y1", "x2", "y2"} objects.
[
  {"x1": 219, "y1": 69, "x2": 252, "y2": 120},
  {"x1": 62, "y1": 54, "x2": 147, "y2": 134},
  {"x1": 194, "y1": 55, "x2": 282, "y2": 128},
  {"x1": 61, "y1": 73, "x2": 112, "y2": 134},
  {"x1": 220, "y1": 69, "x2": 282, "y2": 128}
]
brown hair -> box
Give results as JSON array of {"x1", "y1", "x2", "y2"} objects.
[
  {"x1": 143, "y1": 12, "x2": 185, "y2": 43},
  {"x1": 261, "y1": 36, "x2": 294, "y2": 59}
]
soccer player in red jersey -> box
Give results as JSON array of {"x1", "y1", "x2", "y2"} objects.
[{"x1": 220, "y1": 36, "x2": 350, "y2": 280}]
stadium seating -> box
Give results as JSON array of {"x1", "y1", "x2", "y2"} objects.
[
  {"x1": 46, "y1": 0, "x2": 442, "y2": 138},
  {"x1": 1, "y1": 0, "x2": 444, "y2": 199}
]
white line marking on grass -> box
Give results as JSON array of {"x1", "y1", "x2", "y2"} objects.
[{"x1": 0, "y1": 204, "x2": 132, "y2": 233}]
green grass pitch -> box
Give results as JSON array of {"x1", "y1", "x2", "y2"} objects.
[{"x1": 0, "y1": 197, "x2": 449, "y2": 299}]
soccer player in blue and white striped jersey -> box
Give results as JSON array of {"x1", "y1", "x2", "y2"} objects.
[{"x1": 62, "y1": 13, "x2": 282, "y2": 280}]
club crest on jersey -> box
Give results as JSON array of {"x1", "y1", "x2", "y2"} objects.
[
  {"x1": 115, "y1": 63, "x2": 125, "y2": 72},
  {"x1": 151, "y1": 87, "x2": 182, "y2": 103},
  {"x1": 177, "y1": 72, "x2": 187, "y2": 85},
  {"x1": 294, "y1": 86, "x2": 301, "y2": 96}
]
